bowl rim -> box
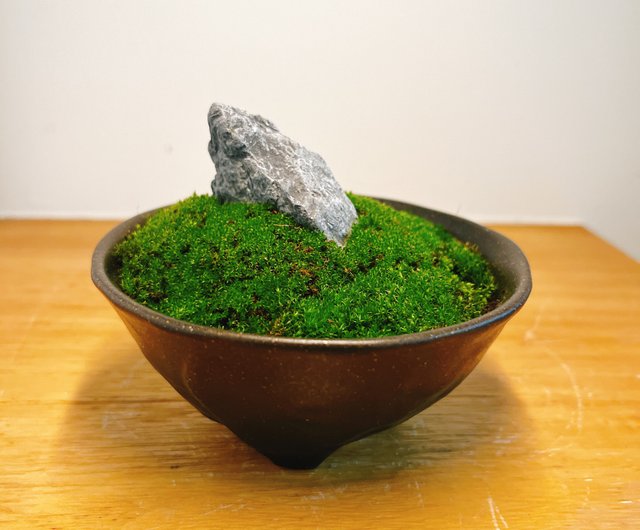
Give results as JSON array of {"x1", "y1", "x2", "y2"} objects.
[{"x1": 91, "y1": 196, "x2": 532, "y2": 350}]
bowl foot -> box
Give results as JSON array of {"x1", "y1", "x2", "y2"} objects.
[{"x1": 260, "y1": 448, "x2": 337, "y2": 469}]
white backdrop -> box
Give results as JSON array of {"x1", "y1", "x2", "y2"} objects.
[{"x1": 1, "y1": 0, "x2": 639, "y2": 259}]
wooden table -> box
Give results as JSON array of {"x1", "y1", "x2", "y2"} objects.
[{"x1": 1, "y1": 221, "x2": 638, "y2": 529}]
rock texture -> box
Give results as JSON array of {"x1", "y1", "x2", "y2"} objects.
[{"x1": 207, "y1": 103, "x2": 357, "y2": 245}]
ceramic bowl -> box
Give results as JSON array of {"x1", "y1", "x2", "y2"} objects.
[{"x1": 91, "y1": 198, "x2": 531, "y2": 469}]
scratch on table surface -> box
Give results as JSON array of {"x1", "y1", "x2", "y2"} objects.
[
  {"x1": 487, "y1": 496, "x2": 509, "y2": 529},
  {"x1": 14, "y1": 283, "x2": 63, "y2": 356},
  {"x1": 409, "y1": 416, "x2": 425, "y2": 436},
  {"x1": 301, "y1": 491, "x2": 332, "y2": 502},
  {"x1": 524, "y1": 300, "x2": 549, "y2": 342},
  {"x1": 524, "y1": 314, "x2": 541, "y2": 342},
  {"x1": 414, "y1": 480, "x2": 425, "y2": 508},
  {"x1": 101, "y1": 410, "x2": 141, "y2": 438},
  {"x1": 203, "y1": 503, "x2": 247, "y2": 515},
  {"x1": 119, "y1": 358, "x2": 146, "y2": 388},
  {"x1": 544, "y1": 346, "x2": 584, "y2": 433},
  {"x1": 493, "y1": 434, "x2": 519, "y2": 444},
  {"x1": 581, "y1": 481, "x2": 592, "y2": 510},
  {"x1": 532, "y1": 444, "x2": 573, "y2": 456}
]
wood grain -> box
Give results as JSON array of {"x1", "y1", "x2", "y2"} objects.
[{"x1": 0, "y1": 221, "x2": 638, "y2": 529}]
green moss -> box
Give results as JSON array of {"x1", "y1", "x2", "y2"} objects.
[{"x1": 112, "y1": 194, "x2": 497, "y2": 339}]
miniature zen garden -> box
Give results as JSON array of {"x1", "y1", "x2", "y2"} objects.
[
  {"x1": 92, "y1": 103, "x2": 532, "y2": 468},
  {"x1": 112, "y1": 103, "x2": 498, "y2": 339}
]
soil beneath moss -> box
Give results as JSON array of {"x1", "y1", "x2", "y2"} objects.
[{"x1": 112, "y1": 194, "x2": 497, "y2": 339}]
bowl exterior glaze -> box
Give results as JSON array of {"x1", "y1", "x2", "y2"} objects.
[{"x1": 92, "y1": 198, "x2": 531, "y2": 468}]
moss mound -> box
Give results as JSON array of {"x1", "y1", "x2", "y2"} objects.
[{"x1": 113, "y1": 194, "x2": 497, "y2": 339}]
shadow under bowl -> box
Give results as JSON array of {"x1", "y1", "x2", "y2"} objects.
[{"x1": 91, "y1": 197, "x2": 532, "y2": 469}]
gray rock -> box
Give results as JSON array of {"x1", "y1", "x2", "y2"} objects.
[{"x1": 207, "y1": 103, "x2": 357, "y2": 245}]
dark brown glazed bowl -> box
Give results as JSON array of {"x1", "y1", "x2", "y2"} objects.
[{"x1": 91, "y1": 198, "x2": 531, "y2": 469}]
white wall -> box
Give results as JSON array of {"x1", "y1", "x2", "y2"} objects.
[{"x1": 1, "y1": 0, "x2": 638, "y2": 259}]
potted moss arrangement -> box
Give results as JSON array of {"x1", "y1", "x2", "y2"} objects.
[{"x1": 92, "y1": 103, "x2": 531, "y2": 469}]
